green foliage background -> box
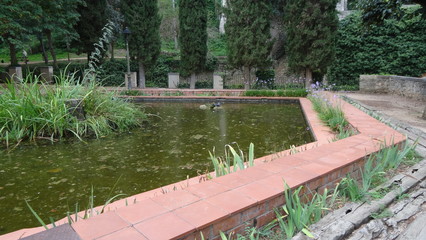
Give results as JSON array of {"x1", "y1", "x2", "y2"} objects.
[
  {"x1": 225, "y1": 0, "x2": 272, "y2": 71},
  {"x1": 179, "y1": 0, "x2": 208, "y2": 75},
  {"x1": 328, "y1": 11, "x2": 426, "y2": 86},
  {"x1": 283, "y1": 0, "x2": 339, "y2": 75}
]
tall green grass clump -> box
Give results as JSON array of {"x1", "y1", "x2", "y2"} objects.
[{"x1": 0, "y1": 72, "x2": 146, "y2": 148}]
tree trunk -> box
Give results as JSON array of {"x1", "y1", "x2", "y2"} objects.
[
  {"x1": 243, "y1": 66, "x2": 251, "y2": 90},
  {"x1": 423, "y1": 106, "x2": 426, "y2": 120},
  {"x1": 138, "y1": 61, "x2": 146, "y2": 88},
  {"x1": 110, "y1": 41, "x2": 115, "y2": 60},
  {"x1": 38, "y1": 35, "x2": 49, "y2": 64},
  {"x1": 172, "y1": 0, "x2": 179, "y2": 50},
  {"x1": 173, "y1": 29, "x2": 179, "y2": 50},
  {"x1": 9, "y1": 42, "x2": 18, "y2": 66},
  {"x1": 190, "y1": 73, "x2": 196, "y2": 89},
  {"x1": 46, "y1": 30, "x2": 58, "y2": 68},
  {"x1": 305, "y1": 68, "x2": 313, "y2": 88}
]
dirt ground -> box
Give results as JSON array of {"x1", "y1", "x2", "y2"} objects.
[{"x1": 341, "y1": 92, "x2": 426, "y2": 133}]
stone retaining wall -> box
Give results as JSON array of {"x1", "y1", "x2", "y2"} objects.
[{"x1": 359, "y1": 75, "x2": 426, "y2": 101}]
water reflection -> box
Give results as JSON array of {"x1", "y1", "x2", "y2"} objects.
[{"x1": 0, "y1": 101, "x2": 313, "y2": 234}]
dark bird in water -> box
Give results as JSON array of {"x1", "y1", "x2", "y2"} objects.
[{"x1": 210, "y1": 102, "x2": 222, "y2": 109}]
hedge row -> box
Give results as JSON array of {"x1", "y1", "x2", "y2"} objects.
[
  {"x1": 243, "y1": 89, "x2": 307, "y2": 97},
  {"x1": 328, "y1": 10, "x2": 426, "y2": 86}
]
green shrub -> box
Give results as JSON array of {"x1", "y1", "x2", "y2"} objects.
[
  {"x1": 99, "y1": 56, "x2": 174, "y2": 87},
  {"x1": 328, "y1": 10, "x2": 426, "y2": 87},
  {"x1": 244, "y1": 90, "x2": 273, "y2": 97},
  {"x1": 98, "y1": 60, "x2": 130, "y2": 86},
  {"x1": 224, "y1": 84, "x2": 244, "y2": 89},
  {"x1": 244, "y1": 89, "x2": 307, "y2": 97},
  {"x1": 253, "y1": 69, "x2": 275, "y2": 89},
  {"x1": 177, "y1": 81, "x2": 213, "y2": 89}
]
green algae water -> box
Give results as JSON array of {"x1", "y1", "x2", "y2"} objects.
[{"x1": 0, "y1": 101, "x2": 313, "y2": 234}]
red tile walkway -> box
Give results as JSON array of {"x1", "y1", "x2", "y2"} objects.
[{"x1": 1, "y1": 94, "x2": 406, "y2": 240}]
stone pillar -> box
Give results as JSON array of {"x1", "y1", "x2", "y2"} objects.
[
  {"x1": 124, "y1": 72, "x2": 137, "y2": 89},
  {"x1": 213, "y1": 73, "x2": 224, "y2": 90},
  {"x1": 65, "y1": 99, "x2": 85, "y2": 120},
  {"x1": 8, "y1": 66, "x2": 22, "y2": 82},
  {"x1": 168, "y1": 73, "x2": 179, "y2": 88},
  {"x1": 40, "y1": 66, "x2": 54, "y2": 83}
]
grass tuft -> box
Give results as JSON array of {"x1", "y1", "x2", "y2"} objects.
[{"x1": 0, "y1": 71, "x2": 146, "y2": 148}]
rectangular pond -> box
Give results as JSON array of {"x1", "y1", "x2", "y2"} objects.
[{"x1": 0, "y1": 100, "x2": 313, "y2": 234}]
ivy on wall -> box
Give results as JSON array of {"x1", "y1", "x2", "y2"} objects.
[{"x1": 328, "y1": 10, "x2": 426, "y2": 87}]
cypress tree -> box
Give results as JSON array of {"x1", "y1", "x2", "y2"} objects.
[
  {"x1": 226, "y1": 0, "x2": 272, "y2": 90},
  {"x1": 122, "y1": 0, "x2": 161, "y2": 88},
  {"x1": 73, "y1": 0, "x2": 108, "y2": 60},
  {"x1": 179, "y1": 0, "x2": 208, "y2": 89},
  {"x1": 284, "y1": 0, "x2": 339, "y2": 87}
]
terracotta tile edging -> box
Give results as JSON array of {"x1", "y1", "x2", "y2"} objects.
[{"x1": 0, "y1": 95, "x2": 406, "y2": 240}]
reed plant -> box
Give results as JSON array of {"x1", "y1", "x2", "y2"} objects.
[
  {"x1": 338, "y1": 142, "x2": 418, "y2": 202},
  {"x1": 209, "y1": 143, "x2": 254, "y2": 177},
  {"x1": 26, "y1": 185, "x2": 125, "y2": 229},
  {"x1": 273, "y1": 185, "x2": 339, "y2": 239},
  {"x1": 308, "y1": 94, "x2": 348, "y2": 133},
  {"x1": 211, "y1": 184, "x2": 339, "y2": 240},
  {"x1": 0, "y1": 71, "x2": 146, "y2": 148}
]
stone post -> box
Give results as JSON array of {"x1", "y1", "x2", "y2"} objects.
[
  {"x1": 40, "y1": 66, "x2": 54, "y2": 83},
  {"x1": 213, "y1": 73, "x2": 224, "y2": 90},
  {"x1": 124, "y1": 72, "x2": 137, "y2": 89},
  {"x1": 8, "y1": 66, "x2": 22, "y2": 82},
  {"x1": 168, "y1": 73, "x2": 179, "y2": 88},
  {"x1": 65, "y1": 99, "x2": 85, "y2": 120}
]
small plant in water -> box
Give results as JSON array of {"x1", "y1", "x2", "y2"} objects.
[
  {"x1": 209, "y1": 143, "x2": 254, "y2": 177},
  {"x1": 26, "y1": 179, "x2": 126, "y2": 229}
]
